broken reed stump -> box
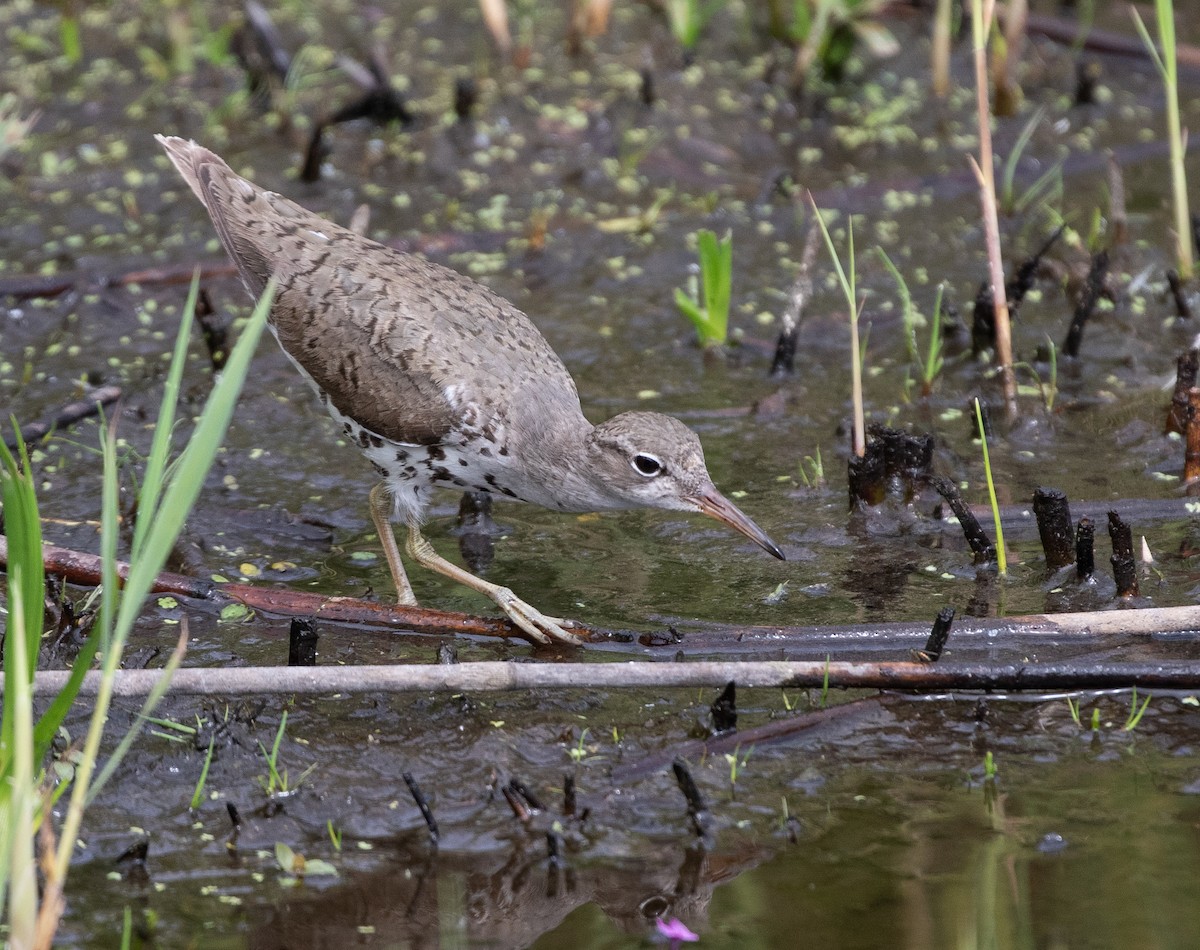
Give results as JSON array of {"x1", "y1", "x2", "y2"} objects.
[
  {"x1": 1166, "y1": 349, "x2": 1199, "y2": 435},
  {"x1": 848, "y1": 426, "x2": 935, "y2": 508},
  {"x1": 1032, "y1": 488, "x2": 1075, "y2": 571},
  {"x1": 287, "y1": 618, "x2": 318, "y2": 667},
  {"x1": 671, "y1": 759, "x2": 710, "y2": 837},
  {"x1": 1107, "y1": 511, "x2": 1138, "y2": 598},
  {"x1": 1185, "y1": 387, "x2": 1200, "y2": 490},
  {"x1": 709, "y1": 681, "x2": 737, "y2": 734},
  {"x1": 1168, "y1": 270, "x2": 1193, "y2": 320},
  {"x1": 1062, "y1": 249, "x2": 1110, "y2": 358},
  {"x1": 1076, "y1": 516, "x2": 1095, "y2": 581},
  {"x1": 848, "y1": 448, "x2": 887, "y2": 508},
  {"x1": 917, "y1": 607, "x2": 955, "y2": 662},
  {"x1": 931, "y1": 475, "x2": 997, "y2": 564}
]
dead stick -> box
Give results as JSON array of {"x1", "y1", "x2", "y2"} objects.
[
  {"x1": 5, "y1": 537, "x2": 1200, "y2": 646},
  {"x1": 7, "y1": 385, "x2": 122, "y2": 449},
  {"x1": 4, "y1": 537, "x2": 573, "y2": 641},
  {"x1": 15, "y1": 660, "x2": 1200, "y2": 698},
  {"x1": 0, "y1": 261, "x2": 238, "y2": 301}
]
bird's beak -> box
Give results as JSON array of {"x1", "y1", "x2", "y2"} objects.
[{"x1": 693, "y1": 488, "x2": 786, "y2": 561}]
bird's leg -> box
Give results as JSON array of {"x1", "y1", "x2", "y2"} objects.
[
  {"x1": 404, "y1": 517, "x2": 582, "y2": 647},
  {"x1": 369, "y1": 483, "x2": 418, "y2": 606}
]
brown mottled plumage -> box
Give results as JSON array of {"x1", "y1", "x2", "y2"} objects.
[{"x1": 157, "y1": 135, "x2": 783, "y2": 646}]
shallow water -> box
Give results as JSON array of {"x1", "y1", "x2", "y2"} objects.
[{"x1": 3, "y1": 0, "x2": 1200, "y2": 945}]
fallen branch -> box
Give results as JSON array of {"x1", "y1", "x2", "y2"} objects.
[
  {"x1": 16, "y1": 659, "x2": 1200, "y2": 698},
  {"x1": 5, "y1": 537, "x2": 1200, "y2": 652}
]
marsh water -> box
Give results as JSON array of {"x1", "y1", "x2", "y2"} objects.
[{"x1": 3, "y1": 0, "x2": 1200, "y2": 946}]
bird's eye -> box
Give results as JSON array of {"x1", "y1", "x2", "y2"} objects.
[{"x1": 632, "y1": 453, "x2": 663, "y2": 477}]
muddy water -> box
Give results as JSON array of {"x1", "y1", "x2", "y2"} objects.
[{"x1": 3, "y1": 0, "x2": 1200, "y2": 946}]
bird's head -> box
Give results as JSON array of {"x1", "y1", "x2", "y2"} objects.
[{"x1": 585, "y1": 411, "x2": 785, "y2": 560}]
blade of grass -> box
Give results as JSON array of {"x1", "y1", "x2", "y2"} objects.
[
  {"x1": 191, "y1": 737, "x2": 216, "y2": 811},
  {"x1": 131, "y1": 274, "x2": 200, "y2": 557},
  {"x1": 809, "y1": 197, "x2": 864, "y2": 456},
  {"x1": 974, "y1": 397, "x2": 1006, "y2": 575},
  {"x1": 0, "y1": 434, "x2": 44, "y2": 778},
  {"x1": 88, "y1": 624, "x2": 189, "y2": 801},
  {"x1": 1131, "y1": 0, "x2": 1192, "y2": 279},
  {"x1": 3, "y1": 577, "x2": 36, "y2": 945},
  {"x1": 876, "y1": 248, "x2": 918, "y2": 364},
  {"x1": 49, "y1": 280, "x2": 275, "y2": 889}
]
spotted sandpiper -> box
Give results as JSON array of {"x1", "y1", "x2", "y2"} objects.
[{"x1": 157, "y1": 135, "x2": 785, "y2": 646}]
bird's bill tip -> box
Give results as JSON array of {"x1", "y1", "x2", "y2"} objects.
[{"x1": 694, "y1": 489, "x2": 786, "y2": 561}]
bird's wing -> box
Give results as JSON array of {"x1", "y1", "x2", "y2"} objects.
[{"x1": 158, "y1": 135, "x2": 578, "y2": 447}]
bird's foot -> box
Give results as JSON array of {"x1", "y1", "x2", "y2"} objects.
[{"x1": 490, "y1": 586, "x2": 582, "y2": 647}]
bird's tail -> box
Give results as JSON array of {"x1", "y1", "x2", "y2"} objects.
[{"x1": 155, "y1": 134, "x2": 277, "y2": 297}]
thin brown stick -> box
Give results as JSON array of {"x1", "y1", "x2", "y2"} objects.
[
  {"x1": 0, "y1": 261, "x2": 238, "y2": 301},
  {"x1": 17, "y1": 660, "x2": 1200, "y2": 698},
  {"x1": 1021, "y1": 12, "x2": 1200, "y2": 70},
  {"x1": 5, "y1": 536, "x2": 1200, "y2": 650},
  {"x1": 970, "y1": 0, "x2": 1017, "y2": 419},
  {"x1": 7, "y1": 385, "x2": 122, "y2": 450}
]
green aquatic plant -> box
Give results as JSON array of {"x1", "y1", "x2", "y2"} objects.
[
  {"x1": 812, "y1": 201, "x2": 865, "y2": 456},
  {"x1": 257, "y1": 710, "x2": 315, "y2": 797},
  {"x1": 1131, "y1": 0, "x2": 1193, "y2": 280},
  {"x1": 974, "y1": 397, "x2": 1006, "y2": 575},
  {"x1": 772, "y1": 0, "x2": 897, "y2": 88},
  {"x1": 1123, "y1": 688, "x2": 1152, "y2": 732},
  {"x1": 798, "y1": 445, "x2": 824, "y2": 488},
  {"x1": 0, "y1": 277, "x2": 272, "y2": 945},
  {"x1": 674, "y1": 229, "x2": 733, "y2": 349},
  {"x1": 665, "y1": 0, "x2": 726, "y2": 55}
]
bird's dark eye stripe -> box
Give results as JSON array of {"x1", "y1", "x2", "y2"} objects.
[{"x1": 632, "y1": 453, "x2": 662, "y2": 476}]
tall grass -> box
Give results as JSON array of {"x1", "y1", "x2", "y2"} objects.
[
  {"x1": 0, "y1": 277, "x2": 273, "y2": 945},
  {"x1": 1131, "y1": 0, "x2": 1193, "y2": 281},
  {"x1": 811, "y1": 198, "x2": 865, "y2": 456}
]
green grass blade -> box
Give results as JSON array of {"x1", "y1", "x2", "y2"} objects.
[
  {"x1": 974, "y1": 397, "x2": 1006, "y2": 575},
  {"x1": 2, "y1": 576, "x2": 37, "y2": 946},
  {"x1": 1001, "y1": 107, "x2": 1044, "y2": 210},
  {"x1": 132, "y1": 273, "x2": 200, "y2": 558},
  {"x1": 1129, "y1": 6, "x2": 1166, "y2": 78},
  {"x1": 876, "y1": 248, "x2": 918, "y2": 364},
  {"x1": 1, "y1": 434, "x2": 45, "y2": 778},
  {"x1": 112, "y1": 282, "x2": 275, "y2": 638},
  {"x1": 0, "y1": 436, "x2": 44, "y2": 686},
  {"x1": 674, "y1": 286, "x2": 708, "y2": 336},
  {"x1": 49, "y1": 283, "x2": 274, "y2": 885},
  {"x1": 88, "y1": 626, "x2": 189, "y2": 802},
  {"x1": 191, "y1": 737, "x2": 216, "y2": 811},
  {"x1": 30, "y1": 423, "x2": 112, "y2": 757}
]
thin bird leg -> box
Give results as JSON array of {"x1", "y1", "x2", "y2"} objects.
[
  {"x1": 369, "y1": 482, "x2": 418, "y2": 606},
  {"x1": 404, "y1": 517, "x2": 582, "y2": 647}
]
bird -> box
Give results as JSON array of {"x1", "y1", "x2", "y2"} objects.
[{"x1": 156, "y1": 135, "x2": 785, "y2": 646}]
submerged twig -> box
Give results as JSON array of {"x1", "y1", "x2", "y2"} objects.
[
  {"x1": 1062, "y1": 249, "x2": 1110, "y2": 358},
  {"x1": 6, "y1": 385, "x2": 121, "y2": 450}
]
